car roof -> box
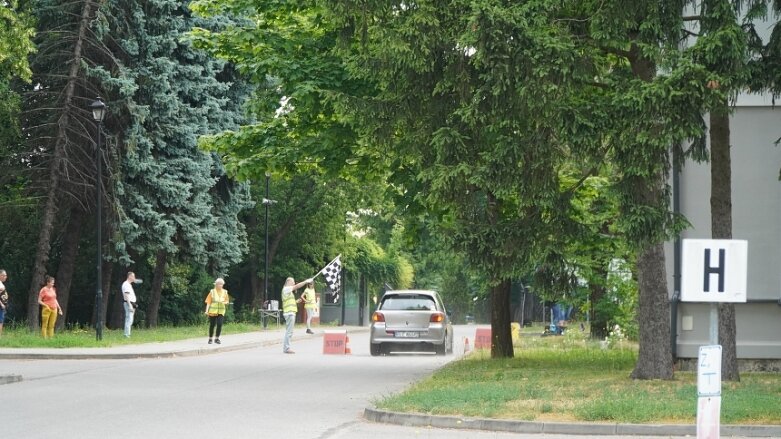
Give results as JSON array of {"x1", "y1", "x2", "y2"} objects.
[{"x1": 382, "y1": 289, "x2": 439, "y2": 297}]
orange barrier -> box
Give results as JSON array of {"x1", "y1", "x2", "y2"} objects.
[
  {"x1": 475, "y1": 328, "x2": 492, "y2": 350},
  {"x1": 323, "y1": 330, "x2": 348, "y2": 355}
]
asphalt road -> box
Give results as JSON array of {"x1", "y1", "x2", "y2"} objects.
[
  {"x1": 1, "y1": 325, "x2": 769, "y2": 439},
  {"x1": 1, "y1": 326, "x2": 471, "y2": 439}
]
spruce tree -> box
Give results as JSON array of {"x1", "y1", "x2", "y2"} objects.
[{"x1": 92, "y1": 0, "x2": 251, "y2": 327}]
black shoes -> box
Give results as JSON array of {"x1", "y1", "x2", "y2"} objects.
[
  {"x1": 306, "y1": 329, "x2": 314, "y2": 334},
  {"x1": 208, "y1": 339, "x2": 213, "y2": 344},
  {"x1": 215, "y1": 339, "x2": 221, "y2": 344}
]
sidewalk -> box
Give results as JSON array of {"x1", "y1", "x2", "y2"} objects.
[{"x1": 0, "y1": 325, "x2": 367, "y2": 360}]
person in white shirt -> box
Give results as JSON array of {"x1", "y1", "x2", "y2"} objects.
[{"x1": 121, "y1": 272, "x2": 137, "y2": 337}]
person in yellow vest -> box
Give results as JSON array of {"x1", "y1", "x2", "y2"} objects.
[
  {"x1": 302, "y1": 281, "x2": 317, "y2": 334},
  {"x1": 281, "y1": 277, "x2": 312, "y2": 354},
  {"x1": 204, "y1": 278, "x2": 229, "y2": 345}
]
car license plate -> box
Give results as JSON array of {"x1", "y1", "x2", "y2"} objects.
[{"x1": 395, "y1": 331, "x2": 420, "y2": 338}]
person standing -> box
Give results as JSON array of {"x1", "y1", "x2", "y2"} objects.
[
  {"x1": 0, "y1": 269, "x2": 8, "y2": 336},
  {"x1": 302, "y1": 281, "x2": 317, "y2": 334},
  {"x1": 281, "y1": 277, "x2": 311, "y2": 354},
  {"x1": 121, "y1": 271, "x2": 137, "y2": 338},
  {"x1": 204, "y1": 278, "x2": 229, "y2": 344},
  {"x1": 38, "y1": 275, "x2": 62, "y2": 338}
]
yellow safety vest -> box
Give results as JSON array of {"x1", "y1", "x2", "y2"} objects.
[
  {"x1": 282, "y1": 288, "x2": 297, "y2": 314},
  {"x1": 207, "y1": 289, "x2": 229, "y2": 316},
  {"x1": 302, "y1": 287, "x2": 316, "y2": 310}
]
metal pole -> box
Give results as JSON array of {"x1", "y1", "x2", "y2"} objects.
[
  {"x1": 95, "y1": 119, "x2": 103, "y2": 341},
  {"x1": 263, "y1": 172, "x2": 270, "y2": 328},
  {"x1": 340, "y1": 212, "x2": 346, "y2": 326},
  {"x1": 709, "y1": 303, "x2": 718, "y2": 345}
]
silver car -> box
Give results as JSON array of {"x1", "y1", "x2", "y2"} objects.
[{"x1": 369, "y1": 289, "x2": 454, "y2": 356}]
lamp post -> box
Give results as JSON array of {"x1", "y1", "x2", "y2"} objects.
[
  {"x1": 262, "y1": 172, "x2": 276, "y2": 328},
  {"x1": 90, "y1": 97, "x2": 107, "y2": 341}
]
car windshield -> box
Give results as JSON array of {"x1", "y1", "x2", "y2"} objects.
[{"x1": 380, "y1": 294, "x2": 437, "y2": 311}]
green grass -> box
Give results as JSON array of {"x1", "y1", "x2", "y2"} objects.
[
  {"x1": 0, "y1": 322, "x2": 260, "y2": 348},
  {"x1": 376, "y1": 331, "x2": 781, "y2": 425}
]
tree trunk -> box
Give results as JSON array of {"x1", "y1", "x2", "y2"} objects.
[
  {"x1": 109, "y1": 280, "x2": 125, "y2": 329},
  {"x1": 589, "y1": 258, "x2": 610, "y2": 339},
  {"x1": 490, "y1": 279, "x2": 514, "y2": 358},
  {"x1": 626, "y1": 40, "x2": 674, "y2": 380},
  {"x1": 26, "y1": 0, "x2": 93, "y2": 331},
  {"x1": 710, "y1": 102, "x2": 740, "y2": 381},
  {"x1": 631, "y1": 242, "x2": 674, "y2": 379},
  {"x1": 54, "y1": 208, "x2": 84, "y2": 331},
  {"x1": 95, "y1": 259, "x2": 113, "y2": 330},
  {"x1": 146, "y1": 249, "x2": 167, "y2": 327}
]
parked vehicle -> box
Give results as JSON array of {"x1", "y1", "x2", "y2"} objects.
[{"x1": 369, "y1": 289, "x2": 454, "y2": 356}]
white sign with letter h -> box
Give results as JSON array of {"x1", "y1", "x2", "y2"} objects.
[{"x1": 681, "y1": 239, "x2": 748, "y2": 303}]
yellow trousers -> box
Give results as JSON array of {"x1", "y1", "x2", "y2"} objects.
[{"x1": 41, "y1": 306, "x2": 57, "y2": 338}]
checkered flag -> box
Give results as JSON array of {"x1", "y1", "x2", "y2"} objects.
[{"x1": 321, "y1": 255, "x2": 342, "y2": 297}]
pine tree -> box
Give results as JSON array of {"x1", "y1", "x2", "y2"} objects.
[{"x1": 21, "y1": 0, "x2": 113, "y2": 330}]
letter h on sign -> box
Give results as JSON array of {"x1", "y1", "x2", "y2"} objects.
[
  {"x1": 681, "y1": 239, "x2": 748, "y2": 303},
  {"x1": 703, "y1": 248, "x2": 725, "y2": 293}
]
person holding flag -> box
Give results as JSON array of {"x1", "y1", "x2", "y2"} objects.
[{"x1": 281, "y1": 277, "x2": 312, "y2": 354}]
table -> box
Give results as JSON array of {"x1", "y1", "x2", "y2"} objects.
[{"x1": 259, "y1": 309, "x2": 281, "y2": 328}]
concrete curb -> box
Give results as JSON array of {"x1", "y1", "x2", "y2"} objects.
[{"x1": 364, "y1": 407, "x2": 781, "y2": 437}]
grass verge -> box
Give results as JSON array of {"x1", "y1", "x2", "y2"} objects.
[
  {"x1": 0, "y1": 322, "x2": 260, "y2": 348},
  {"x1": 376, "y1": 331, "x2": 781, "y2": 425}
]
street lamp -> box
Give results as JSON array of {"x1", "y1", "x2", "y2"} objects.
[
  {"x1": 90, "y1": 97, "x2": 106, "y2": 341},
  {"x1": 262, "y1": 171, "x2": 276, "y2": 328}
]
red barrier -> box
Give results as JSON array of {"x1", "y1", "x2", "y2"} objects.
[
  {"x1": 323, "y1": 330, "x2": 348, "y2": 355},
  {"x1": 475, "y1": 328, "x2": 492, "y2": 350}
]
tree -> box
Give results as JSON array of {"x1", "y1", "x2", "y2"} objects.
[
  {"x1": 0, "y1": 0, "x2": 34, "y2": 83},
  {"x1": 0, "y1": 0, "x2": 34, "y2": 151},
  {"x1": 90, "y1": 0, "x2": 252, "y2": 327},
  {"x1": 556, "y1": 0, "x2": 724, "y2": 379},
  {"x1": 688, "y1": 0, "x2": 751, "y2": 383},
  {"x1": 21, "y1": 0, "x2": 112, "y2": 330}
]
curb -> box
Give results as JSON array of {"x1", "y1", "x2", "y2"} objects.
[{"x1": 363, "y1": 408, "x2": 781, "y2": 437}]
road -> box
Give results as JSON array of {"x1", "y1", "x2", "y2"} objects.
[
  {"x1": 1, "y1": 325, "x2": 471, "y2": 439},
  {"x1": 0, "y1": 326, "x2": 763, "y2": 439}
]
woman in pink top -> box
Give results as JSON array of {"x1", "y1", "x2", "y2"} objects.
[{"x1": 38, "y1": 275, "x2": 62, "y2": 338}]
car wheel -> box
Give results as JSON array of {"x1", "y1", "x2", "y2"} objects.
[
  {"x1": 370, "y1": 343, "x2": 382, "y2": 357},
  {"x1": 446, "y1": 334, "x2": 453, "y2": 354}
]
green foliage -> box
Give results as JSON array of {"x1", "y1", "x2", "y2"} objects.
[
  {"x1": 0, "y1": 0, "x2": 35, "y2": 83},
  {"x1": 92, "y1": 0, "x2": 252, "y2": 271},
  {"x1": 190, "y1": 0, "x2": 380, "y2": 183}
]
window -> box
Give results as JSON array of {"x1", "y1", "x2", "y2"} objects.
[{"x1": 379, "y1": 294, "x2": 437, "y2": 311}]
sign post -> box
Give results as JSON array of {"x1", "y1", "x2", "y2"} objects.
[
  {"x1": 697, "y1": 345, "x2": 722, "y2": 439},
  {"x1": 681, "y1": 239, "x2": 748, "y2": 439}
]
